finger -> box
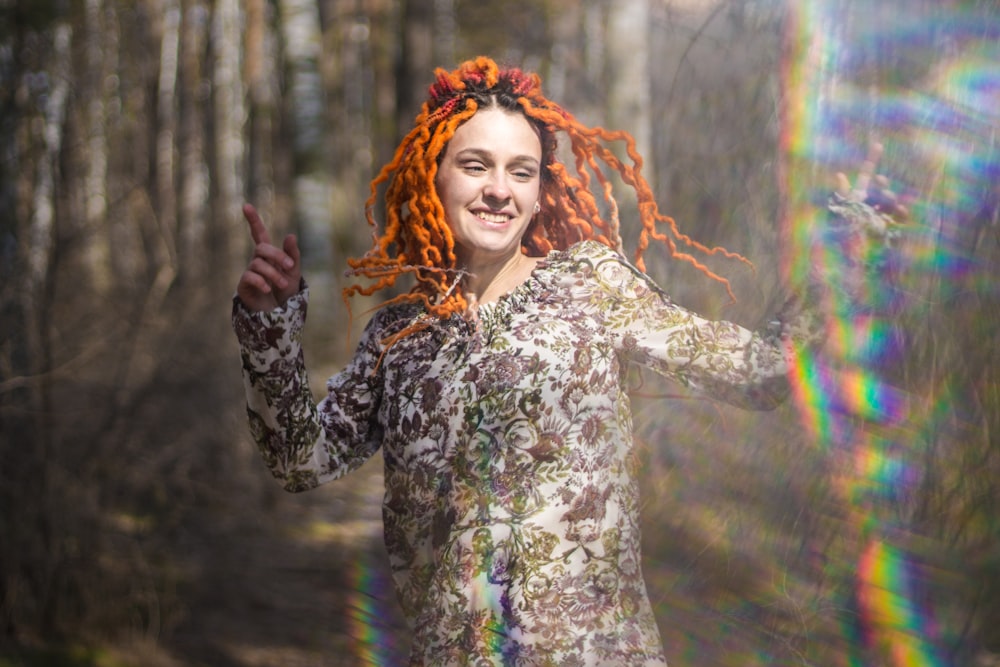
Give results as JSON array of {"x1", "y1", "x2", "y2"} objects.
[
  {"x1": 866, "y1": 174, "x2": 910, "y2": 220},
  {"x1": 282, "y1": 234, "x2": 300, "y2": 269},
  {"x1": 854, "y1": 142, "x2": 883, "y2": 196},
  {"x1": 249, "y1": 256, "x2": 291, "y2": 290},
  {"x1": 252, "y1": 242, "x2": 290, "y2": 269},
  {"x1": 834, "y1": 172, "x2": 852, "y2": 197},
  {"x1": 243, "y1": 203, "x2": 272, "y2": 247},
  {"x1": 239, "y1": 269, "x2": 273, "y2": 295}
]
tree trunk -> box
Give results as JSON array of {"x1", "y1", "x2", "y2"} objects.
[
  {"x1": 211, "y1": 0, "x2": 246, "y2": 276},
  {"x1": 155, "y1": 0, "x2": 181, "y2": 275},
  {"x1": 178, "y1": 0, "x2": 211, "y2": 282},
  {"x1": 244, "y1": 0, "x2": 276, "y2": 219},
  {"x1": 277, "y1": 0, "x2": 332, "y2": 266},
  {"x1": 604, "y1": 0, "x2": 652, "y2": 184},
  {"x1": 22, "y1": 20, "x2": 73, "y2": 638},
  {"x1": 82, "y1": 0, "x2": 113, "y2": 293},
  {"x1": 397, "y1": 0, "x2": 436, "y2": 134}
]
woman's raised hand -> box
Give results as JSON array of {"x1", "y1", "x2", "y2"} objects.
[
  {"x1": 833, "y1": 142, "x2": 909, "y2": 225},
  {"x1": 816, "y1": 142, "x2": 912, "y2": 314},
  {"x1": 236, "y1": 204, "x2": 302, "y2": 312}
]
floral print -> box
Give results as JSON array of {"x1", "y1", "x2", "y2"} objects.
[{"x1": 233, "y1": 240, "x2": 819, "y2": 666}]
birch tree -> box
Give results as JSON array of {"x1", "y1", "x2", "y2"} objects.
[
  {"x1": 155, "y1": 0, "x2": 181, "y2": 279},
  {"x1": 212, "y1": 0, "x2": 246, "y2": 273},
  {"x1": 82, "y1": 0, "x2": 114, "y2": 293},
  {"x1": 178, "y1": 0, "x2": 211, "y2": 281},
  {"x1": 275, "y1": 0, "x2": 331, "y2": 266}
]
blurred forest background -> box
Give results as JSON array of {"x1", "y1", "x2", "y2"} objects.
[{"x1": 2, "y1": 0, "x2": 998, "y2": 665}]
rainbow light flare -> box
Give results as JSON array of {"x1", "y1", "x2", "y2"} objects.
[
  {"x1": 780, "y1": 1, "x2": 998, "y2": 664},
  {"x1": 346, "y1": 555, "x2": 397, "y2": 665}
]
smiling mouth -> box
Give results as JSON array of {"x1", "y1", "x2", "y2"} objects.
[{"x1": 474, "y1": 211, "x2": 513, "y2": 225}]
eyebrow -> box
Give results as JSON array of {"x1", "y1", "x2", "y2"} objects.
[{"x1": 454, "y1": 148, "x2": 540, "y2": 166}]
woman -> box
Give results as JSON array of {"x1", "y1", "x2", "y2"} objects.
[{"x1": 233, "y1": 57, "x2": 897, "y2": 665}]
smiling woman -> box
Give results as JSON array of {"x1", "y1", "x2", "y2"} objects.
[
  {"x1": 434, "y1": 108, "x2": 544, "y2": 306},
  {"x1": 332, "y1": 57, "x2": 750, "y2": 329},
  {"x1": 231, "y1": 56, "x2": 901, "y2": 665}
]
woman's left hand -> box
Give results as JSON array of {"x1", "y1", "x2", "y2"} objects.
[
  {"x1": 821, "y1": 142, "x2": 909, "y2": 313},
  {"x1": 833, "y1": 142, "x2": 910, "y2": 229}
]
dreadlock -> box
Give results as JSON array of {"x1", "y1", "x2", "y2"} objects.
[{"x1": 343, "y1": 56, "x2": 749, "y2": 332}]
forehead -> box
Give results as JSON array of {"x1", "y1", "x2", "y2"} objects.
[{"x1": 448, "y1": 108, "x2": 542, "y2": 158}]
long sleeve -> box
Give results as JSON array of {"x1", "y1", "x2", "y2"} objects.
[
  {"x1": 232, "y1": 286, "x2": 385, "y2": 492},
  {"x1": 573, "y1": 243, "x2": 824, "y2": 410}
]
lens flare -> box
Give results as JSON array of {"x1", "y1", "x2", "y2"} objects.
[
  {"x1": 780, "y1": 1, "x2": 997, "y2": 664},
  {"x1": 346, "y1": 554, "x2": 398, "y2": 665}
]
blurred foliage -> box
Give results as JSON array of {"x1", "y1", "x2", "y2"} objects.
[
  {"x1": 0, "y1": 0, "x2": 60, "y2": 37},
  {"x1": 0, "y1": 0, "x2": 997, "y2": 665}
]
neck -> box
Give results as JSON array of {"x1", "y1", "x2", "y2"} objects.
[{"x1": 459, "y1": 250, "x2": 537, "y2": 306}]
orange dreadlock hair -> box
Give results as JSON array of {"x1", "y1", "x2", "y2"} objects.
[{"x1": 344, "y1": 55, "x2": 749, "y2": 328}]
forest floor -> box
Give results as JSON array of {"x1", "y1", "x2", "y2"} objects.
[
  {"x1": 34, "y1": 393, "x2": 979, "y2": 667},
  {"x1": 161, "y1": 456, "x2": 412, "y2": 667}
]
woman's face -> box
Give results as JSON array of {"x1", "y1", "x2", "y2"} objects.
[{"x1": 435, "y1": 107, "x2": 542, "y2": 265}]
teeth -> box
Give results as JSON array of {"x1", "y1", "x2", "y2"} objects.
[{"x1": 476, "y1": 212, "x2": 510, "y2": 224}]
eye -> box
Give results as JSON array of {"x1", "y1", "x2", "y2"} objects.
[
  {"x1": 512, "y1": 168, "x2": 537, "y2": 181},
  {"x1": 461, "y1": 161, "x2": 487, "y2": 173}
]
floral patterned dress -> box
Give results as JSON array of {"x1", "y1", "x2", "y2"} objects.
[{"x1": 232, "y1": 240, "x2": 813, "y2": 666}]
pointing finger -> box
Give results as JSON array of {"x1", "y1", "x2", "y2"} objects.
[{"x1": 243, "y1": 203, "x2": 272, "y2": 247}]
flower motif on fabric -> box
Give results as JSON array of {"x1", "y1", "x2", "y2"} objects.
[{"x1": 233, "y1": 240, "x2": 818, "y2": 665}]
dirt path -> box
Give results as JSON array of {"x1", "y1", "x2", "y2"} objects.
[{"x1": 164, "y1": 455, "x2": 410, "y2": 666}]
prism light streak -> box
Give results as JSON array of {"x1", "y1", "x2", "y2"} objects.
[
  {"x1": 346, "y1": 556, "x2": 396, "y2": 665},
  {"x1": 777, "y1": 1, "x2": 1000, "y2": 664}
]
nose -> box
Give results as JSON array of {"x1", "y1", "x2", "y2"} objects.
[{"x1": 482, "y1": 173, "x2": 511, "y2": 207}]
